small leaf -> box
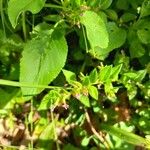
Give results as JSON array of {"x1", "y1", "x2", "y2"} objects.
[
  {"x1": 137, "y1": 28, "x2": 150, "y2": 44},
  {"x1": 80, "y1": 10, "x2": 109, "y2": 49},
  {"x1": 89, "y1": 69, "x2": 98, "y2": 83},
  {"x1": 129, "y1": 39, "x2": 145, "y2": 58},
  {"x1": 79, "y1": 94, "x2": 90, "y2": 107},
  {"x1": 110, "y1": 64, "x2": 122, "y2": 81},
  {"x1": 99, "y1": 65, "x2": 112, "y2": 83},
  {"x1": 105, "y1": 9, "x2": 118, "y2": 21},
  {"x1": 38, "y1": 90, "x2": 60, "y2": 111},
  {"x1": 8, "y1": 0, "x2": 46, "y2": 28},
  {"x1": 100, "y1": 0, "x2": 113, "y2": 9},
  {"x1": 140, "y1": 0, "x2": 150, "y2": 18},
  {"x1": 120, "y1": 13, "x2": 137, "y2": 22},
  {"x1": 88, "y1": 86, "x2": 98, "y2": 100},
  {"x1": 81, "y1": 136, "x2": 91, "y2": 146},
  {"x1": 62, "y1": 69, "x2": 76, "y2": 84},
  {"x1": 20, "y1": 29, "x2": 68, "y2": 100}
]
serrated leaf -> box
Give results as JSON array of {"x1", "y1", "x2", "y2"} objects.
[
  {"x1": 20, "y1": 30, "x2": 68, "y2": 100},
  {"x1": 80, "y1": 10, "x2": 109, "y2": 49},
  {"x1": 79, "y1": 94, "x2": 90, "y2": 107},
  {"x1": 8, "y1": 0, "x2": 45, "y2": 28},
  {"x1": 88, "y1": 86, "x2": 98, "y2": 100},
  {"x1": 90, "y1": 22, "x2": 126, "y2": 60}
]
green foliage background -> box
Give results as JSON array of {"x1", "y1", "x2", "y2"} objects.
[{"x1": 0, "y1": 0, "x2": 150, "y2": 149}]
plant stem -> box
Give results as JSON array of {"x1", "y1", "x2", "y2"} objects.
[
  {"x1": 81, "y1": 24, "x2": 88, "y2": 53},
  {"x1": 50, "y1": 104, "x2": 60, "y2": 150},
  {"x1": 84, "y1": 109, "x2": 111, "y2": 149},
  {"x1": 44, "y1": 3, "x2": 64, "y2": 9},
  {"x1": 30, "y1": 98, "x2": 34, "y2": 150},
  {"x1": 22, "y1": 11, "x2": 27, "y2": 41},
  {"x1": 0, "y1": 0, "x2": 6, "y2": 38},
  {"x1": 0, "y1": 79, "x2": 72, "y2": 90}
]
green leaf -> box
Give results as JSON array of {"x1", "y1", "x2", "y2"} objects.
[
  {"x1": 20, "y1": 29, "x2": 68, "y2": 100},
  {"x1": 110, "y1": 64, "x2": 122, "y2": 81},
  {"x1": 89, "y1": 69, "x2": 98, "y2": 84},
  {"x1": 124, "y1": 69, "x2": 147, "y2": 82},
  {"x1": 129, "y1": 39, "x2": 145, "y2": 58},
  {"x1": 90, "y1": 22, "x2": 126, "y2": 60},
  {"x1": 79, "y1": 94, "x2": 90, "y2": 107},
  {"x1": 38, "y1": 90, "x2": 60, "y2": 111},
  {"x1": 137, "y1": 28, "x2": 150, "y2": 44},
  {"x1": 105, "y1": 9, "x2": 118, "y2": 21},
  {"x1": 104, "y1": 82, "x2": 117, "y2": 101},
  {"x1": 37, "y1": 122, "x2": 55, "y2": 150},
  {"x1": 100, "y1": 0, "x2": 113, "y2": 9},
  {"x1": 80, "y1": 10, "x2": 109, "y2": 49},
  {"x1": 99, "y1": 65, "x2": 112, "y2": 83},
  {"x1": 120, "y1": 13, "x2": 137, "y2": 22},
  {"x1": 8, "y1": 0, "x2": 46, "y2": 28},
  {"x1": 62, "y1": 69, "x2": 76, "y2": 84},
  {"x1": 116, "y1": 0, "x2": 129, "y2": 10},
  {"x1": 140, "y1": 0, "x2": 150, "y2": 18},
  {"x1": 81, "y1": 136, "x2": 91, "y2": 146},
  {"x1": 101, "y1": 124, "x2": 150, "y2": 147},
  {"x1": 88, "y1": 86, "x2": 98, "y2": 100}
]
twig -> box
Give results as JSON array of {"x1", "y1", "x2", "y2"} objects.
[{"x1": 84, "y1": 109, "x2": 110, "y2": 149}]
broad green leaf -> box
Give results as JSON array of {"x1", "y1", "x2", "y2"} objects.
[
  {"x1": 62, "y1": 69, "x2": 76, "y2": 84},
  {"x1": 90, "y1": 22, "x2": 126, "y2": 60},
  {"x1": 88, "y1": 85, "x2": 98, "y2": 100},
  {"x1": 8, "y1": 0, "x2": 46, "y2": 28},
  {"x1": 80, "y1": 10, "x2": 109, "y2": 49},
  {"x1": 140, "y1": 0, "x2": 150, "y2": 18},
  {"x1": 79, "y1": 94, "x2": 90, "y2": 107},
  {"x1": 20, "y1": 29, "x2": 68, "y2": 100},
  {"x1": 101, "y1": 124, "x2": 150, "y2": 148},
  {"x1": 99, "y1": 65, "x2": 112, "y2": 83}
]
